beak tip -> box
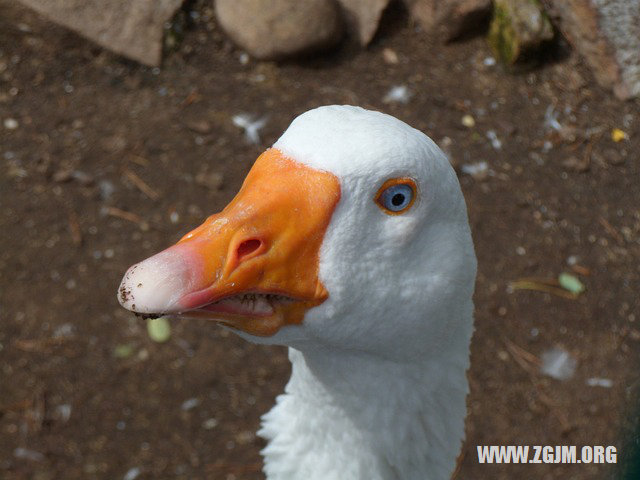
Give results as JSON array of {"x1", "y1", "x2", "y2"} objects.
[
  {"x1": 117, "y1": 273, "x2": 177, "y2": 314},
  {"x1": 117, "y1": 264, "x2": 143, "y2": 312},
  {"x1": 117, "y1": 247, "x2": 200, "y2": 315}
]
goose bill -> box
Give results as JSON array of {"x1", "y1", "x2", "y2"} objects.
[{"x1": 117, "y1": 148, "x2": 340, "y2": 337}]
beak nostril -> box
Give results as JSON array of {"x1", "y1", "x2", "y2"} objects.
[{"x1": 236, "y1": 238, "x2": 263, "y2": 263}]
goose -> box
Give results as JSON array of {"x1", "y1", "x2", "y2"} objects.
[{"x1": 117, "y1": 105, "x2": 477, "y2": 480}]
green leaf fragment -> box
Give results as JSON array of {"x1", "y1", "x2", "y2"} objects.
[
  {"x1": 113, "y1": 343, "x2": 135, "y2": 358},
  {"x1": 558, "y1": 273, "x2": 585, "y2": 294},
  {"x1": 147, "y1": 317, "x2": 171, "y2": 343}
]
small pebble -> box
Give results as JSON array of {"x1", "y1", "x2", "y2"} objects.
[
  {"x1": 98, "y1": 180, "x2": 116, "y2": 201},
  {"x1": 202, "y1": 418, "x2": 219, "y2": 430},
  {"x1": 3, "y1": 118, "x2": 18, "y2": 130},
  {"x1": 137, "y1": 348, "x2": 149, "y2": 361},
  {"x1": 486, "y1": 130, "x2": 502, "y2": 150},
  {"x1": 195, "y1": 171, "x2": 223, "y2": 190},
  {"x1": 55, "y1": 404, "x2": 72, "y2": 422},
  {"x1": 123, "y1": 467, "x2": 141, "y2": 480},
  {"x1": 483, "y1": 56, "x2": 496, "y2": 67},
  {"x1": 14, "y1": 448, "x2": 44, "y2": 462},
  {"x1": 383, "y1": 85, "x2": 411, "y2": 104},
  {"x1": 461, "y1": 161, "x2": 488, "y2": 180},
  {"x1": 586, "y1": 377, "x2": 613, "y2": 388},
  {"x1": 461, "y1": 114, "x2": 475, "y2": 128},
  {"x1": 53, "y1": 323, "x2": 75, "y2": 338},
  {"x1": 382, "y1": 48, "x2": 399, "y2": 64},
  {"x1": 181, "y1": 398, "x2": 200, "y2": 411},
  {"x1": 235, "y1": 430, "x2": 255, "y2": 445}
]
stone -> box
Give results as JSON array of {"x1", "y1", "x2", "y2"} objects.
[
  {"x1": 336, "y1": 0, "x2": 392, "y2": 45},
  {"x1": 215, "y1": 0, "x2": 344, "y2": 60},
  {"x1": 17, "y1": 0, "x2": 184, "y2": 66},
  {"x1": 403, "y1": 0, "x2": 492, "y2": 42},
  {"x1": 541, "y1": 0, "x2": 640, "y2": 100},
  {"x1": 562, "y1": 156, "x2": 590, "y2": 173},
  {"x1": 488, "y1": 0, "x2": 554, "y2": 65}
]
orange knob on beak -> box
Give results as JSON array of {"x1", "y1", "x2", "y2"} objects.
[{"x1": 118, "y1": 148, "x2": 341, "y2": 337}]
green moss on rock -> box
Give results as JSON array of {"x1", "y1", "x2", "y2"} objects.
[{"x1": 488, "y1": 0, "x2": 554, "y2": 66}]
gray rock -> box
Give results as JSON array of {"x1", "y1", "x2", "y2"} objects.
[
  {"x1": 17, "y1": 0, "x2": 183, "y2": 66},
  {"x1": 215, "y1": 0, "x2": 344, "y2": 60},
  {"x1": 403, "y1": 0, "x2": 492, "y2": 42},
  {"x1": 542, "y1": 0, "x2": 640, "y2": 100},
  {"x1": 336, "y1": 0, "x2": 392, "y2": 45}
]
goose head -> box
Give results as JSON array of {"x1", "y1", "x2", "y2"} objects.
[
  {"x1": 118, "y1": 105, "x2": 475, "y2": 361},
  {"x1": 117, "y1": 105, "x2": 477, "y2": 479}
]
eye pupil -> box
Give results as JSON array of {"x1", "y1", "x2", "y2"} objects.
[{"x1": 391, "y1": 193, "x2": 405, "y2": 207}]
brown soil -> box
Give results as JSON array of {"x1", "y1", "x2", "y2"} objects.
[{"x1": 1, "y1": 2, "x2": 639, "y2": 479}]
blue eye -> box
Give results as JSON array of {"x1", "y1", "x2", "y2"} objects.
[{"x1": 375, "y1": 179, "x2": 417, "y2": 214}]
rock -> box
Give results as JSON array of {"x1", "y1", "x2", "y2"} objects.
[
  {"x1": 336, "y1": 0, "x2": 391, "y2": 45},
  {"x1": 488, "y1": 0, "x2": 554, "y2": 65},
  {"x1": 17, "y1": 0, "x2": 183, "y2": 66},
  {"x1": 382, "y1": 47, "x2": 399, "y2": 64},
  {"x1": 215, "y1": 0, "x2": 344, "y2": 60},
  {"x1": 3, "y1": 118, "x2": 19, "y2": 130},
  {"x1": 541, "y1": 0, "x2": 640, "y2": 100},
  {"x1": 403, "y1": 0, "x2": 492, "y2": 42},
  {"x1": 461, "y1": 114, "x2": 476, "y2": 128}
]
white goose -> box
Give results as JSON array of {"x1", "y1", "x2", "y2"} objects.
[{"x1": 118, "y1": 105, "x2": 477, "y2": 480}]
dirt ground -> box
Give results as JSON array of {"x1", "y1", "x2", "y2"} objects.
[{"x1": 1, "y1": 1, "x2": 639, "y2": 479}]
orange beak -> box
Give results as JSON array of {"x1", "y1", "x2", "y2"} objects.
[{"x1": 118, "y1": 148, "x2": 341, "y2": 337}]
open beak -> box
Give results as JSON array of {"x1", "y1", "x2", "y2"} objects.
[{"x1": 117, "y1": 148, "x2": 340, "y2": 337}]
